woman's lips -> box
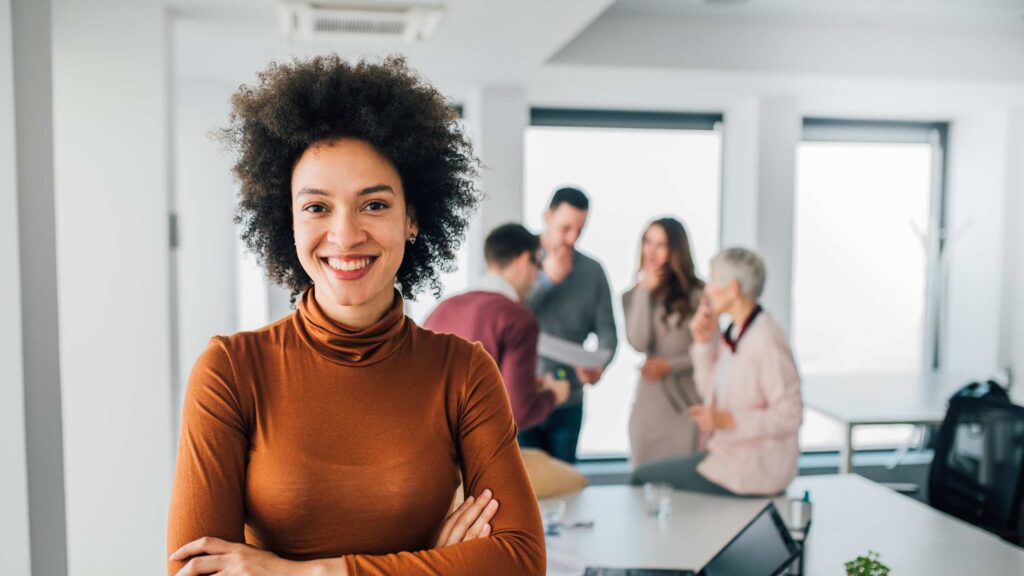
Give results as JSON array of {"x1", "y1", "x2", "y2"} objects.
[{"x1": 321, "y1": 256, "x2": 378, "y2": 281}]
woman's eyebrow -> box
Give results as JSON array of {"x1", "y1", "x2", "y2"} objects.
[
  {"x1": 358, "y1": 184, "x2": 394, "y2": 196},
  {"x1": 296, "y1": 187, "x2": 329, "y2": 198},
  {"x1": 296, "y1": 185, "x2": 393, "y2": 198}
]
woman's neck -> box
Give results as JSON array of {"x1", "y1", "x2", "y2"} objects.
[
  {"x1": 314, "y1": 286, "x2": 395, "y2": 330},
  {"x1": 727, "y1": 298, "x2": 758, "y2": 329}
]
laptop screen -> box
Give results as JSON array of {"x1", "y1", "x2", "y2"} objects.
[{"x1": 700, "y1": 503, "x2": 799, "y2": 576}]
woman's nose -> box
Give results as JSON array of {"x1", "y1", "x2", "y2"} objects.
[{"x1": 326, "y1": 211, "x2": 368, "y2": 249}]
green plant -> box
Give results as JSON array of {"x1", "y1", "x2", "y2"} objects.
[{"x1": 845, "y1": 551, "x2": 891, "y2": 576}]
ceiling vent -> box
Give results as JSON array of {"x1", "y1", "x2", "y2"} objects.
[{"x1": 278, "y1": 3, "x2": 444, "y2": 43}]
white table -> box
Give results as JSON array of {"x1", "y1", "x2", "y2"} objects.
[
  {"x1": 543, "y1": 475, "x2": 1024, "y2": 575},
  {"x1": 542, "y1": 484, "x2": 769, "y2": 570},
  {"x1": 802, "y1": 372, "x2": 972, "y2": 473},
  {"x1": 786, "y1": 475, "x2": 1024, "y2": 575}
]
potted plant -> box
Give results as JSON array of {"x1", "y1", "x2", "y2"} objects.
[{"x1": 845, "y1": 551, "x2": 890, "y2": 576}]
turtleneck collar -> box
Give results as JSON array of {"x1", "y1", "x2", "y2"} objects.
[{"x1": 293, "y1": 286, "x2": 409, "y2": 366}]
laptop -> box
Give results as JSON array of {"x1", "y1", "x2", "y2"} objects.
[{"x1": 583, "y1": 502, "x2": 801, "y2": 576}]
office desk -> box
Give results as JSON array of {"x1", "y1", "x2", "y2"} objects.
[
  {"x1": 787, "y1": 474, "x2": 1024, "y2": 575},
  {"x1": 543, "y1": 475, "x2": 1024, "y2": 575},
  {"x1": 802, "y1": 372, "x2": 970, "y2": 473},
  {"x1": 542, "y1": 485, "x2": 768, "y2": 570}
]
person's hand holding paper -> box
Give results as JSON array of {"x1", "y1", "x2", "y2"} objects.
[{"x1": 537, "y1": 332, "x2": 612, "y2": 386}]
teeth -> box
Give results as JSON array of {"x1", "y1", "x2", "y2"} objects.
[{"x1": 327, "y1": 257, "x2": 372, "y2": 272}]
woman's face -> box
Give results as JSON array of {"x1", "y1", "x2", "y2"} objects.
[
  {"x1": 706, "y1": 270, "x2": 738, "y2": 315},
  {"x1": 641, "y1": 224, "x2": 669, "y2": 270},
  {"x1": 291, "y1": 138, "x2": 416, "y2": 316}
]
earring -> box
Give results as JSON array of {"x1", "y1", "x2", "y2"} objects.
[{"x1": 408, "y1": 235, "x2": 417, "y2": 245}]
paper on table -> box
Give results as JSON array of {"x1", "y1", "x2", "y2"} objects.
[
  {"x1": 546, "y1": 548, "x2": 587, "y2": 576},
  {"x1": 538, "y1": 333, "x2": 612, "y2": 369}
]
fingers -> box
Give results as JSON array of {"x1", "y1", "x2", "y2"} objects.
[
  {"x1": 464, "y1": 498, "x2": 499, "y2": 541},
  {"x1": 443, "y1": 489, "x2": 495, "y2": 546},
  {"x1": 170, "y1": 537, "x2": 233, "y2": 562},
  {"x1": 436, "y1": 495, "x2": 474, "y2": 546},
  {"x1": 174, "y1": 554, "x2": 224, "y2": 576}
]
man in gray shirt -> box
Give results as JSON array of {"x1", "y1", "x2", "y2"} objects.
[{"x1": 521, "y1": 187, "x2": 617, "y2": 463}]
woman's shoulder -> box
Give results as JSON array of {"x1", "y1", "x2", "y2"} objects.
[
  {"x1": 746, "y1": 311, "x2": 791, "y2": 349},
  {"x1": 204, "y1": 313, "x2": 297, "y2": 360}
]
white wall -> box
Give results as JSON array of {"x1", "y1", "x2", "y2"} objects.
[
  {"x1": 754, "y1": 97, "x2": 800, "y2": 334},
  {"x1": 9, "y1": 0, "x2": 68, "y2": 573},
  {"x1": 173, "y1": 76, "x2": 239, "y2": 417},
  {"x1": 462, "y1": 86, "x2": 529, "y2": 281},
  {"x1": 53, "y1": 1, "x2": 174, "y2": 574},
  {"x1": 0, "y1": 0, "x2": 32, "y2": 573},
  {"x1": 1002, "y1": 106, "x2": 1024, "y2": 403}
]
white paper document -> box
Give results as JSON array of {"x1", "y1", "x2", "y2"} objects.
[{"x1": 538, "y1": 333, "x2": 612, "y2": 369}]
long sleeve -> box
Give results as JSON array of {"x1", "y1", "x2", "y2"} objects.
[
  {"x1": 664, "y1": 351, "x2": 694, "y2": 374},
  {"x1": 690, "y1": 339, "x2": 719, "y2": 403},
  {"x1": 592, "y1": 264, "x2": 618, "y2": 366},
  {"x1": 622, "y1": 285, "x2": 653, "y2": 353},
  {"x1": 500, "y1": 315, "x2": 556, "y2": 431},
  {"x1": 344, "y1": 345, "x2": 546, "y2": 575},
  {"x1": 730, "y1": 334, "x2": 804, "y2": 441},
  {"x1": 167, "y1": 338, "x2": 251, "y2": 574}
]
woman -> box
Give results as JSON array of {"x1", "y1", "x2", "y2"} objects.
[
  {"x1": 622, "y1": 218, "x2": 705, "y2": 467},
  {"x1": 632, "y1": 247, "x2": 803, "y2": 496},
  {"x1": 166, "y1": 56, "x2": 545, "y2": 575}
]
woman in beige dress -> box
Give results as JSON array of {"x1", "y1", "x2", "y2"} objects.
[{"x1": 623, "y1": 217, "x2": 705, "y2": 467}]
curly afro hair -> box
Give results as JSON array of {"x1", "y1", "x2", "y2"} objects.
[{"x1": 221, "y1": 55, "x2": 481, "y2": 303}]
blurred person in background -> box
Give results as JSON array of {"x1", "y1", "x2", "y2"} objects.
[
  {"x1": 623, "y1": 217, "x2": 705, "y2": 467},
  {"x1": 521, "y1": 187, "x2": 618, "y2": 463},
  {"x1": 633, "y1": 247, "x2": 803, "y2": 496},
  {"x1": 426, "y1": 223, "x2": 570, "y2": 431}
]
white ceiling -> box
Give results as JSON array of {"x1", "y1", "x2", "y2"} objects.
[
  {"x1": 609, "y1": 0, "x2": 1024, "y2": 33},
  {"x1": 171, "y1": 0, "x2": 1024, "y2": 89},
  {"x1": 171, "y1": 0, "x2": 614, "y2": 90}
]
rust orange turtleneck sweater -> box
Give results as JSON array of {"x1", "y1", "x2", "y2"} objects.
[{"x1": 167, "y1": 288, "x2": 545, "y2": 575}]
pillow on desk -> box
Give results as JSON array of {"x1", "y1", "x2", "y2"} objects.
[
  {"x1": 522, "y1": 448, "x2": 588, "y2": 498},
  {"x1": 447, "y1": 448, "x2": 588, "y2": 513}
]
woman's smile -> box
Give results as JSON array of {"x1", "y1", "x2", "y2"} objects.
[{"x1": 322, "y1": 255, "x2": 379, "y2": 280}]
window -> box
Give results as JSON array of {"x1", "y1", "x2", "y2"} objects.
[
  {"x1": 794, "y1": 119, "x2": 948, "y2": 451},
  {"x1": 525, "y1": 109, "x2": 723, "y2": 458}
]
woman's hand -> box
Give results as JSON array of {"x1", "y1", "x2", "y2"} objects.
[
  {"x1": 689, "y1": 295, "x2": 718, "y2": 343},
  {"x1": 689, "y1": 405, "x2": 735, "y2": 434},
  {"x1": 640, "y1": 357, "x2": 672, "y2": 382},
  {"x1": 637, "y1": 265, "x2": 663, "y2": 291},
  {"x1": 169, "y1": 538, "x2": 344, "y2": 576},
  {"x1": 434, "y1": 488, "x2": 500, "y2": 548}
]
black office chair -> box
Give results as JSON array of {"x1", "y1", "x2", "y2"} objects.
[{"x1": 928, "y1": 394, "x2": 1024, "y2": 545}]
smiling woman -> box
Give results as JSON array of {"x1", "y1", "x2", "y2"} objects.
[{"x1": 166, "y1": 56, "x2": 546, "y2": 576}]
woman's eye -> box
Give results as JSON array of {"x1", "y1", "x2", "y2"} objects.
[
  {"x1": 303, "y1": 204, "x2": 327, "y2": 214},
  {"x1": 365, "y1": 201, "x2": 389, "y2": 212}
]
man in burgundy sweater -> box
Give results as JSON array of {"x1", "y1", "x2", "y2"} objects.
[{"x1": 425, "y1": 224, "x2": 570, "y2": 431}]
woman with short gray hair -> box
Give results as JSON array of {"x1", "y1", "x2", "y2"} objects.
[{"x1": 632, "y1": 247, "x2": 803, "y2": 496}]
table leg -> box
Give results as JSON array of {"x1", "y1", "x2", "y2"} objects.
[{"x1": 839, "y1": 424, "x2": 854, "y2": 474}]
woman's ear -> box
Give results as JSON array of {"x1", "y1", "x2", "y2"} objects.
[{"x1": 406, "y1": 208, "x2": 419, "y2": 238}]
